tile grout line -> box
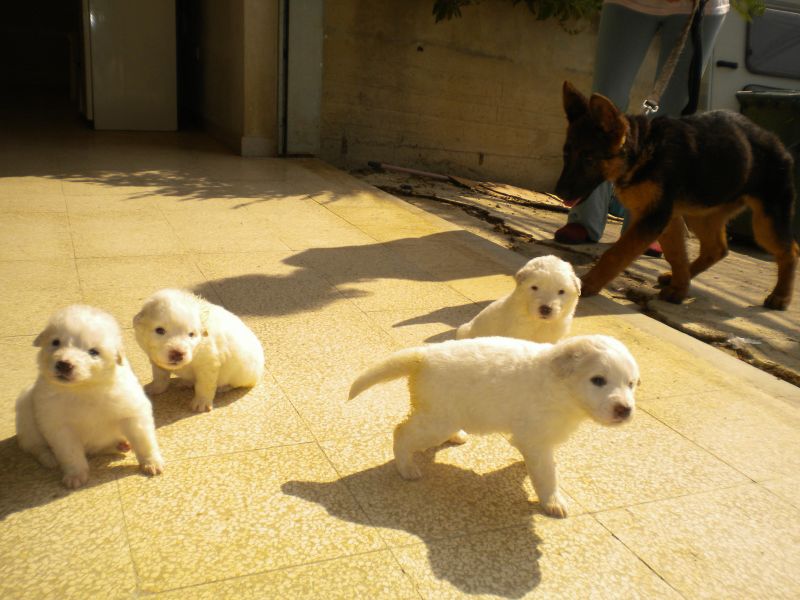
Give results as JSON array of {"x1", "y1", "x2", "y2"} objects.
[
  {"x1": 588, "y1": 512, "x2": 688, "y2": 600},
  {"x1": 112, "y1": 475, "x2": 145, "y2": 598},
  {"x1": 637, "y1": 405, "x2": 759, "y2": 485}
]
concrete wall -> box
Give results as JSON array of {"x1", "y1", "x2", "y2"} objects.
[
  {"x1": 321, "y1": 0, "x2": 659, "y2": 191},
  {"x1": 199, "y1": 0, "x2": 279, "y2": 156}
]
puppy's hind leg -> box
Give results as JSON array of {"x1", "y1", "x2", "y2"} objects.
[
  {"x1": 393, "y1": 413, "x2": 453, "y2": 480},
  {"x1": 513, "y1": 440, "x2": 567, "y2": 518},
  {"x1": 746, "y1": 195, "x2": 798, "y2": 310}
]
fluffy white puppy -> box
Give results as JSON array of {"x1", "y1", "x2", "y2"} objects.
[
  {"x1": 457, "y1": 255, "x2": 580, "y2": 343},
  {"x1": 349, "y1": 334, "x2": 639, "y2": 518},
  {"x1": 16, "y1": 305, "x2": 164, "y2": 489},
  {"x1": 134, "y1": 289, "x2": 264, "y2": 412}
]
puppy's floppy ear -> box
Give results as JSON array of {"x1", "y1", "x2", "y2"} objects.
[
  {"x1": 33, "y1": 326, "x2": 50, "y2": 347},
  {"x1": 116, "y1": 349, "x2": 125, "y2": 366},
  {"x1": 549, "y1": 339, "x2": 589, "y2": 378},
  {"x1": 572, "y1": 271, "x2": 582, "y2": 295},
  {"x1": 588, "y1": 94, "x2": 628, "y2": 148},
  {"x1": 132, "y1": 308, "x2": 145, "y2": 328},
  {"x1": 202, "y1": 329, "x2": 209, "y2": 337},
  {"x1": 563, "y1": 81, "x2": 589, "y2": 123}
]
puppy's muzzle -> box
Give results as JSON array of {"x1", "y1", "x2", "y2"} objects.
[
  {"x1": 538, "y1": 305, "x2": 553, "y2": 318},
  {"x1": 168, "y1": 349, "x2": 185, "y2": 364},
  {"x1": 613, "y1": 403, "x2": 632, "y2": 421},
  {"x1": 54, "y1": 360, "x2": 74, "y2": 380}
]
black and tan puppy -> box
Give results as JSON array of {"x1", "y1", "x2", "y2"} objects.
[{"x1": 555, "y1": 81, "x2": 798, "y2": 310}]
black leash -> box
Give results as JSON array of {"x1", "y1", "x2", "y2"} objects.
[{"x1": 682, "y1": 0, "x2": 709, "y2": 115}]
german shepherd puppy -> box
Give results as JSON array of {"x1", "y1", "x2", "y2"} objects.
[{"x1": 554, "y1": 81, "x2": 798, "y2": 310}]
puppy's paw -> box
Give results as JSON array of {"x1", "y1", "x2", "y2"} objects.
[
  {"x1": 541, "y1": 493, "x2": 568, "y2": 518},
  {"x1": 395, "y1": 460, "x2": 422, "y2": 481},
  {"x1": 448, "y1": 430, "x2": 468, "y2": 445},
  {"x1": 117, "y1": 440, "x2": 132, "y2": 453},
  {"x1": 62, "y1": 469, "x2": 89, "y2": 489},
  {"x1": 140, "y1": 457, "x2": 164, "y2": 476},
  {"x1": 144, "y1": 381, "x2": 169, "y2": 396},
  {"x1": 190, "y1": 396, "x2": 213, "y2": 413}
]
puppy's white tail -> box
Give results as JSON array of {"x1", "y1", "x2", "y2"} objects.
[{"x1": 348, "y1": 347, "x2": 425, "y2": 400}]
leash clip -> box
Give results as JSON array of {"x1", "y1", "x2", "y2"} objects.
[{"x1": 642, "y1": 99, "x2": 659, "y2": 115}]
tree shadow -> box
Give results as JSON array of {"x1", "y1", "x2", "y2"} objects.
[{"x1": 283, "y1": 453, "x2": 544, "y2": 598}]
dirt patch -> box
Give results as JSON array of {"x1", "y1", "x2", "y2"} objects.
[{"x1": 353, "y1": 168, "x2": 800, "y2": 388}]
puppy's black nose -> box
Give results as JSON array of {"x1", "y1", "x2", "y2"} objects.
[
  {"x1": 539, "y1": 305, "x2": 552, "y2": 317},
  {"x1": 614, "y1": 404, "x2": 632, "y2": 419},
  {"x1": 169, "y1": 350, "x2": 184, "y2": 363},
  {"x1": 55, "y1": 360, "x2": 73, "y2": 374}
]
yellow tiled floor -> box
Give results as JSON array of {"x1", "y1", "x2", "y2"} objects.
[{"x1": 2, "y1": 108, "x2": 800, "y2": 598}]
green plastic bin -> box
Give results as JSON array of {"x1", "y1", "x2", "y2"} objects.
[{"x1": 731, "y1": 90, "x2": 800, "y2": 242}]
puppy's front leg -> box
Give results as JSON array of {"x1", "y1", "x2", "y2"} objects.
[
  {"x1": 45, "y1": 428, "x2": 90, "y2": 489},
  {"x1": 145, "y1": 363, "x2": 171, "y2": 396},
  {"x1": 515, "y1": 441, "x2": 567, "y2": 518},
  {"x1": 191, "y1": 368, "x2": 219, "y2": 412},
  {"x1": 121, "y1": 416, "x2": 164, "y2": 476}
]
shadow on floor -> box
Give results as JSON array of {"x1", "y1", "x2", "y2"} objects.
[
  {"x1": 0, "y1": 436, "x2": 141, "y2": 521},
  {"x1": 193, "y1": 231, "x2": 514, "y2": 318},
  {"x1": 283, "y1": 455, "x2": 543, "y2": 598}
]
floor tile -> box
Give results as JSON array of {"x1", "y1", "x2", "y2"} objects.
[
  {"x1": 148, "y1": 376, "x2": 314, "y2": 461},
  {"x1": 0, "y1": 440, "x2": 136, "y2": 600},
  {"x1": 0, "y1": 259, "x2": 82, "y2": 336},
  {"x1": 154, "y1": 551, "x2": 418, "y2": 599},
  {"x1": 557, "y1": 412, "x2": 747, "y2": 512},
  {"x1": 0, "y1": 213, "x2": 73, "y2": 260},
  {"x1": 118, "y1": 443, "x2": 385, "y2": 592},
  {"x1": 76, "y1": 255, "x2": 208, "y2": 293},
  {"x1": 164, "y1": 209, "x2": 291, "y2": 254},
  {"x1": 364, "y1": 305, "x2": 480, "y2": 346},
  {"x1": 393, "y1": 515, "x2": 680, "y2": 599},
  {"x1": 315, "y1": 434, "x2": 581, "y2": 548},
  {"x1": 69, "y1": 212, "x2": 185, "y2": 258},
  {"x1": 596, "y1": 483, "x2": 800, "y2": 599},
  {"x1": 760, "y1": 475, "x2": 800, "y2": 511},
  {"x1": 0, "y1": 336, "x2": 38, "y2": 438},
  {"x1": 641, "y1": 388, "x2": 800, "y2": 481}
]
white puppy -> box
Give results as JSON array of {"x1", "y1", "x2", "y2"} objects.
[
  {"x1": 349, "y1": 334, "x2": 639, "y2": 518},
  {"x1": 457, "y1": 255, "x2": 580, "y2": 343},
  {"x1": 16, "y1": 305, "x2": 164, "y2": 489},
  {"x1": 134, "y1": 289, "x2": 264, "y2": 412}
]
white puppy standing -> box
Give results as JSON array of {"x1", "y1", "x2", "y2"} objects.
[
  {"x1": 349, "y1": 335, "x2": 639, "y2": 518},
  {"x1": 457, "y1": 255, "x2": 580, "y2": 343},
  {"x1": 134, "y1": 289, "x2": 264, "y2": 412},
  {"x1": 16, "y1": 305, "x2": 164, "y2": 489}
]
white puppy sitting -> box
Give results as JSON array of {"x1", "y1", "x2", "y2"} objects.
[
  {"x1": 457, "y1": 255, "x2": 580, "y2": 343},
  {"x1": 133, "y1": 289, "x2": 264, "y2": 412},
  {"x1": 16, "y1": 305, "x2": 164, "y2": 489},
  {"x1": 349, "y1": 334, "x2": 639, "y2": 518}
]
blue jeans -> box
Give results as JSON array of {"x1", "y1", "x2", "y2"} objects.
[{"x1": 566, "y1": 4, "x2": 727, "y2": 241}]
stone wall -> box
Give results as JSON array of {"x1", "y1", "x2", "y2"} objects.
[{"x1": 321, "y1": 0, "x2": 658, "y2": 191}]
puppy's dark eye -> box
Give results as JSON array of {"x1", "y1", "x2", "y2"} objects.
[
  {"x1": 155, "y1": 327, "x2": 166, "y2": 335},
  {"x1": 88, "y1": 348, "x2": 100, "y2": 357},
  {"x1": 590, "y1": 376, "x2": 607, "y2": 387},
  {"x1": 52, "y1": 339, "x2": 60, "y2": 347},
  {"x1": 188, "y1": 332, "x2": 196, "y2": 338},
  {"x1": 558, "y1": 289, "x2": 565, "y2": 295},
  {"x1": 531, "y1": 285, "x2": 538, "y2": 291},
  {"x1": 629, "y1": 380, "x2": 636, "y2": 389}
]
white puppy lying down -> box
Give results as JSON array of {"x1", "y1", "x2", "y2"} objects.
[
  {"x1": 16, "y1": 305, "x2": 164, "y2": 489},
  {"x1": 457, "y1": 255, "x2": 580, "y2": 343},
  {"x1": 349, "y1": 334, "x2": 639, "y2": 518},
  {"x1": 134, "y1": 289, "x2": 264, "y2": 412}
]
